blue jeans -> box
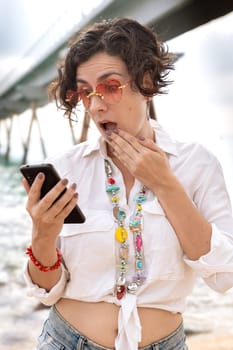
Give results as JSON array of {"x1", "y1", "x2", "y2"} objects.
[{"x1": 36, "y1": 305, "x2": 188, "y2": 350}]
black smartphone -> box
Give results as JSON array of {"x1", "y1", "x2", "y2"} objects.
[{"x1": 20, "y1": 163, "x2": 85, "y2": 224}]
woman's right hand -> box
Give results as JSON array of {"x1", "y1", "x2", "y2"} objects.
[
  {"x1": 22, "y1": 172, "x2": 78, "y2": 248},
  {"x1": 22, "y1": 172, "x2": 77, "y2": 289}
]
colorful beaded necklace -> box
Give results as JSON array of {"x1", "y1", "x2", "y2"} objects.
[{"x1": 104, "y1": 159, "x2": 147, "y2": 300}]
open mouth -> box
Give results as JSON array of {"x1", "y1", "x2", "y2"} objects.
[{"x1": 99, "y1": 121, "x2": 118, "y2": 132}]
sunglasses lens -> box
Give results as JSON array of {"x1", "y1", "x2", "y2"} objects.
[
  {"x1": 78, "y1": 79, "x2": 124, "y2": 108},
  {"x1": 78, "y1": 89, "x2": 91, "y2": 108},
  {"x1": 97, "y1": 80, "x2": 122, "y2": 104}
]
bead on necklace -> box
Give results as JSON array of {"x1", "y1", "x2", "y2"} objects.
[{"x1": 104, "y1": 159, "x2": 147, "y2": 300}]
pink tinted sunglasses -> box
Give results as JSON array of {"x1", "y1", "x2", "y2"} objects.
[{"x1": 66, "y1": 79, "x2": 130, "y2": 108}]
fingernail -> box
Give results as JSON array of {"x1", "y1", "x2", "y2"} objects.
[
  {"x1": 138, "y1": 136, "x2": 145, "y2": 141},
  {"x1": 61, "y1": 178, "x2": 68, "y2": 186},
  {"x1": 105, "y1": 130, "x2": 112, "y2": 136},
  {"x1": 71, "y1": 183, "x2": 77, "y2": 190},
  {"x1": 38, "y1": 172, "x2": 44, "y2": 179},
  {"x1": 112, "y1": 128, "x2": 119, "y2": 134},
  {"x1": 73, "y1": 192, "x2": 78, "y2": 198}
]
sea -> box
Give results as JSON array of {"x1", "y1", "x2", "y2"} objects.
[{"x1": 0, "y1": 158, "x2": 233, "y2": 350}]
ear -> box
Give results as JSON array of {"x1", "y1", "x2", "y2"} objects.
[
  {"x1": 143, "y1": 71, "x2": 153, "y2": 90},
  {"x1": 142, "y1": 72, "x2": 153, "y2": 102}
]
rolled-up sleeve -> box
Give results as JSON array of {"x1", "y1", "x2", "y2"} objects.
[
  {"x1": 184, "y1": 155, "x2": 233, "y2": 292},
  {"x1": 23, "y1": 262, "x2": 70, "y2": 305},
  {"x1": 184, "y1": 224, "x2": 233, "y2": 292}
]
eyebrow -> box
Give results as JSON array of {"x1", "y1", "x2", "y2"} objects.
[{"x1": 76, "y1": 71, "x2": 124, "y2": 84}]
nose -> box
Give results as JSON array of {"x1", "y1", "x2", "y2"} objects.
[{"x1": 87, "y1": 93, "x2": 107, "y2": 113}]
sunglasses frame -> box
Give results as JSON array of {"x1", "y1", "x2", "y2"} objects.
[{"x1": 66, "y1": 79, "x2": 130, "y2": 108}]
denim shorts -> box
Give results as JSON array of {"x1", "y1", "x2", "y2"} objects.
[{"x1": 36, "y1": 305, "x2": 188, "y2": 350}]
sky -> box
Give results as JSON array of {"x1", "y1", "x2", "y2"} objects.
[
  {"x1": 154, "y1": 11, "x2": 233, "y2": 198},
  {"x1": 0, "y1": 0, "x2": 109, "y2": 94},
  {"x1": 155, "y1": 11, "x2": 233, "y2": 144}
]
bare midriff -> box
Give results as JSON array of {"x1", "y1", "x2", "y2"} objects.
[{"x1": 55, "y1": 298, "x2": 182, "y2": 348}]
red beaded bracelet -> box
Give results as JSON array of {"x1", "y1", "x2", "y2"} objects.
[{"x1": 26, "y1": 245, "x2": 62, "y2": 272}]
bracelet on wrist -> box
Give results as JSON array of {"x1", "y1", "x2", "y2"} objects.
[{"x1": 26, "y1": 245, "x2": 62, "y2": 272}]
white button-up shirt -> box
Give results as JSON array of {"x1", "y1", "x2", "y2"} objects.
[{"x1": 24, "y1": 120, "x2": 233, "y2": 350}]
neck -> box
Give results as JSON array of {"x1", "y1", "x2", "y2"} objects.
[
  {"x1": 144, "y1": 121, "x2": 155, "y2": 142},
  {"x1": 135, "y1": 120, "x2": 155, "y2": 143}
]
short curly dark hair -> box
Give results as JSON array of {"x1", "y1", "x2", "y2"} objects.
[{"x1": 49, "y1": 17, "x2": 175, "y2": 119}]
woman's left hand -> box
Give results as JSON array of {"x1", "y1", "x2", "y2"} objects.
[
  {"x1": 107, "y1": 129, "x2": 212, "y2": 260},
  {"x1": 106, "y1": 129, "x2": 176, "y2": 193}
]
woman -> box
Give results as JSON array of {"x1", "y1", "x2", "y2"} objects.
[{"x1": 22, "y1": 17, "x2": 233, "y2": 350}]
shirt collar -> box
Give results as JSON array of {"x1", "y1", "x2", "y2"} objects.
[
  {"x1": 82, "y1": 135, "x2": 107, "y2": 158},
  {"x1": 83, "y1": 119, "x2": 178, "y2": 158}
]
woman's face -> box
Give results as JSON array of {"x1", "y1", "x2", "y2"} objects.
[{"x1": 76, "y1": 52, "x2": 151, "y2": 139}]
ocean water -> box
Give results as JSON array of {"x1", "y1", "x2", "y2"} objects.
[
  {"x1": 0, "y1": 161, "x2": 232, "y2": 350},
  {"x1": 0, "y1": 162, "x2": 48, "y2": 349}
]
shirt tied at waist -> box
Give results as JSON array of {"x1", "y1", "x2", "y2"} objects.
[{"x1": 115, "y1": 294, "x2": 141, "y2": 350}]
